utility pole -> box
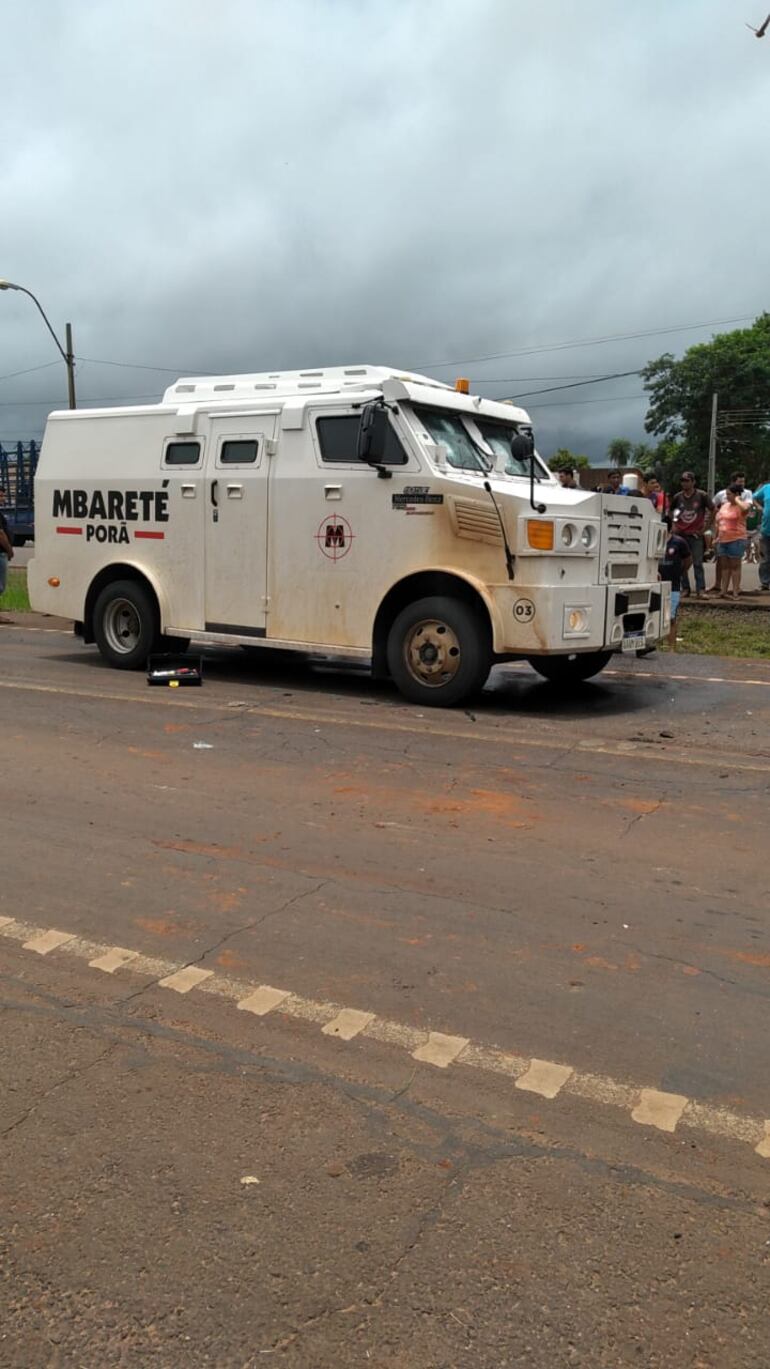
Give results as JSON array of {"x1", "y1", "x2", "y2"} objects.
[
  {"x1": 707, "y1": 392, "x2": 718, "y2": 497},
  {"x1": 65, "y1": 322, "x2": 77, "y2": 409}
]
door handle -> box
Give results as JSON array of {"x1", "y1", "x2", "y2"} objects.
[
  {"x1": 181, "y1": 483, "x2": 196, "y2": 498},
  {"x1": 324, "y1": 484, "x2": 342, "y2": 501},
  {"x1": 211, "y1": 479, "x2": 218, "y2": 509},
  {"x1": 226, "y1": 483, "x2": 244, "y2": 499}
]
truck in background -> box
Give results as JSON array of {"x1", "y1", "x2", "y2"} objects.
[
  {"x1": 29, "y1": 365, "x2": 669, "y2": 706},
  {"x1": 0, "y1": 441, "x2": 39, "y2": 545}
]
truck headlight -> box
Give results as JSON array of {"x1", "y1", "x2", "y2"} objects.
[
  {"x1": 563, "y1": 605, "x2": 592, "y2": 638},
  {"x1": 580, "y1": 525, "x2": 597, "y2": 550},
  {"x1": 561, "y1": 523, "x2": 577, "y2": 548}
]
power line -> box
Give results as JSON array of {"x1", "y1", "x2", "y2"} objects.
[
  {"x1": 0, "y1": 360, "x2": 62, "y2": 386},
  {"x1": 412, "y1": 313, "x2": 757, "y2": 371},
  {"x1": 495, "y1": 369, "x2": 642, "y2": 401},
  {"x1": 76, "y1": 355, "x2": 205, "y2": 374},
  {"x1": 0, "y1": 393, "x2": 162, "y2": 408},
  {"x1": 524, "y1": 392, "x2": 647, "y2": 411}
]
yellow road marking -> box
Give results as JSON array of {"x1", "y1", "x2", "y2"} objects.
[
  {"x1": 412, "y1": 1031, "x2": 471, "y2": 1069},
  {"x1": 158, "y1": 965, "x2": 214, "y2": 994},
  {"x1": 515, "y1": 1058, "x2": 574, "y2": 1099},
  {"x1": 23, "y1": 929, "x2": 75, "y2": 956},
  {"x1": 631, "y1": 1087, "x2": 688, "y2": 1133},
  {"x1": 322, "y1": 1008, "x2": 375, "y2": 1041},
  {"x1": 756, "y1": 1123, "x2": 770, "y2": 1160},
  {"x1": 237, "y1": 985, "x2": 290, "y2": 1016},
  {"x1": 89, "y1": 946, "x2": 139, "y2": 974}
]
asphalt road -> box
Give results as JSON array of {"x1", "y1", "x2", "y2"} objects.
[{"x1": 1, "y1": 624, "x2": 769, "y2": 1366}]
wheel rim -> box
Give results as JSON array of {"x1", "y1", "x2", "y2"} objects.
[
  {"x1": 403, "y1": 618, "x2": 462, "y2": 688},
  {"x1": 103, "y1": 598, "x2": 142, "y2": 654}
]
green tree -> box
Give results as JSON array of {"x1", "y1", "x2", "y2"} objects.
[
  {"x1": 607, "y1": 438, "x2": 632, "y2": 469},
  {"x1": 642, "y1": 314, "x2": 770, "y2": 488},
  {"x1": 549, "y1": 448, "x2": 590, "y2": 471},
  {"x1": 631, "y1": 441, "x2": 654, "y2": 467}
]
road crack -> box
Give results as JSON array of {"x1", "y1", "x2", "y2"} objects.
[
  {"x1": 0, "y1": 1039, "x2": 119, "y2": 1140},
  {"x1": 116, "y1": 881, "x2": 329, "y2": 1006}
]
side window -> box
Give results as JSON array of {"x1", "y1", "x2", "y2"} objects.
[
  {"x1": 316, "y1": 414, "x2": 407, "y2": 465},
  {"x1": 164, "y1": 440, "x2": 201, "y2": 467},
  {"x1": 316, "y1": 416, "x2": 361, "y2": 463},
  {"x1": 220, "y1": 439, "x2": 259, "y2": 465}
]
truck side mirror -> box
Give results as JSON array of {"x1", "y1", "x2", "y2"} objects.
[
  {"x1": 510, "y1": 429, "x2": 535, "y2": 462},
  {"x1": 357, "y1": 401, "x2": 390, "y2": 466}
]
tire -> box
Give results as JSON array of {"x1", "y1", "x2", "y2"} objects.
[
  {"x1": 93, "y1": 579, "x2": 161, "y2": 670},
  {"x1": 386, "y1": 595, "x2": 491, "y2": 707},
  {"x1": 527, "y1": 649, "x2": 613, "y2": 685}
]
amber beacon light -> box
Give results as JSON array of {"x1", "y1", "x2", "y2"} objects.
[{"x1": 454, "y1": 377, "x2": 470, "y2": 393}]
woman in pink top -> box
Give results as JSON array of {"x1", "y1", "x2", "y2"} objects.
[{"x1": 715, "y1": 484, "x2": 753, "y2": 598}]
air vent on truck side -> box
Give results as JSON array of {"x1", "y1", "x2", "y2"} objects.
[{"x1": 448, "y1": 497, "x2": 504, "y2": 546}]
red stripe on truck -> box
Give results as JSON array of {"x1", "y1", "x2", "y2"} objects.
[
  {"x1": 56, "y1": 526, "x2": 83, "y2": 535},
  {"x1": 134, "y1": 531, "x2": 165, "y2": 540}
]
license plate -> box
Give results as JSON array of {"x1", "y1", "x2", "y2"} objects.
[{"x1": 621, "y1": 633, "x2": 646, "y2": 654}]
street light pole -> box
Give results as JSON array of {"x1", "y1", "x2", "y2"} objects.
[{"x1": 0, "y1": 279, "x2": 77, "y2": 409}]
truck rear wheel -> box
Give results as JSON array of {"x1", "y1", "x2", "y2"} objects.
[
  {"x1": 93, "y1": 580, "x2": 161, "y2": 670},
  {"x1": 386, "y1": 595, "x2": 491, "y2": 707},
  {"x1": 527, "y1": 649, "x2": 613, "y2": 685}
]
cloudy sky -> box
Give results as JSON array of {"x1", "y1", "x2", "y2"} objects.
[{"x1": 1, "y1": 0, "x2": 768, "y2": 460}]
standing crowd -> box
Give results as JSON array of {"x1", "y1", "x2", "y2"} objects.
[{"x1": 557, "y1": 463, "x2": 770, "y2": 650}]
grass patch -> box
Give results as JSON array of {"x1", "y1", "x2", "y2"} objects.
[
  {"x1": 669, "y1": 607, "x2": 770, "y2": 659},
  {"x1": 1, "y1": 567, "x2": 31, "y2": 613}
]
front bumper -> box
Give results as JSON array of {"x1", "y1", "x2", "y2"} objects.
[{"x1": 490, "y1": 582, "x2": 669, "y2": 655}]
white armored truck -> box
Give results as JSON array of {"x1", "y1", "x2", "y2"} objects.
[{"x1": 29, "y1": 365, "x2": 669, "y2": 705}]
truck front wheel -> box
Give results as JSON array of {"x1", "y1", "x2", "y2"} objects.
[
  {"x1": 386, "y1": 595, "x2": 491, "y2": 707},
  {"x1": 93, "y1": 580, "x2": 161, "y2": 670},
  {"x1": 527, "y1": 649, "x2": 613, "y2": 685}
]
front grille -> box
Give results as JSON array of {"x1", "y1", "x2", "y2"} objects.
[
  {"x1": 606, "y1": 522, "x2": 643, "y2": 557},
  {"x1": 603, "y1": 504, "x2": 645, "y2": 582},
  {"x1": 449, "y1": 497, "x2": 503, "y2": 545}
]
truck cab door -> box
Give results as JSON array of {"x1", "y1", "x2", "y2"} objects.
[{"x1": 204, "y1": 414, "x2": 277, "y2": 637}]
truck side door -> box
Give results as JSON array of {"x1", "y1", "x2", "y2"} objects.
[{"x1": 203, "y1": 413, "x2": 277, "y2": 637}]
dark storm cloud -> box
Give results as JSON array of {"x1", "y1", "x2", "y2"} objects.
[{"x1": 1, "y1": 0, "x2": 768, "y2": 458}]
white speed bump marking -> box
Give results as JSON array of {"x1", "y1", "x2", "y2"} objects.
[
  {"x1": 89, "y1": 946, "x2": 139, "y2": 974},
  {"x1": 515, "y1": 1058, "x2": 574, "y2": 1099},
  {"x1": 412, "y1": 1031, "x2": 470, "y2": 1069},
  {"x1": 2, "y1": 916, "x2": 769, "y2": 1160},
  {"x1": 322, "y1": 1008, "x2": 375, "y2": 1041},
  {"x1": 755, "y1": 1123, "x2": 770, "y2": 1160},
  {"x1": 158, "y1": 965, "x2": 214, "y2": 994},
  {"x1": 237, "y1": 985, "x2": 290, "y2": 1017},
  {"x1": 631, "y1": 1087, "x2": 688, "y2": 1133},
  {"x1": 23, "y1": 929, "x2": 75, "y2": 956}
]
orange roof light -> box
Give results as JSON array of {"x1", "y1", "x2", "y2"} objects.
[
  {"x1": 47, "y1": 577, "x2": 61, "y2": 587},
  {"x1": 455, "y1": 377, "x2": 470, "y2": 394}
]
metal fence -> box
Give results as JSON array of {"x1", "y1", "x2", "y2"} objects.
[{"x1": 1, "y1": 441, "x2": 39, "y2": 542}]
